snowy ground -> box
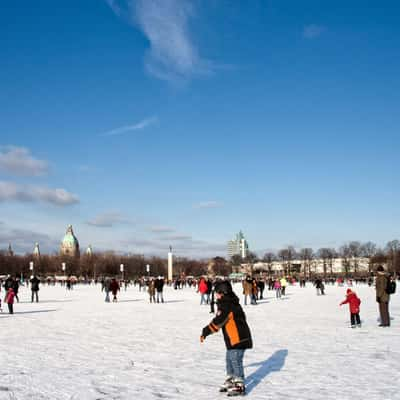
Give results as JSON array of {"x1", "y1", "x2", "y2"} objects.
[{"x1": 0, "y1": 282, "x2": 399, "y2": 400}]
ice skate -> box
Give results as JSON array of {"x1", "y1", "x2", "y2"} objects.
[
  {"x1": 219, "y1": 376, "x2": 234, "y2": 392},
  {"x1": 227, "y1": 379, "x2": 245, "y2": 396}
]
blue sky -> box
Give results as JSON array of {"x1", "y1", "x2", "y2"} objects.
[{"x1": 0, "y1": 0, "x2": 399, "y2": 258}]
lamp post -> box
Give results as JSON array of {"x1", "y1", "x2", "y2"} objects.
[
  {"x1": 29, "y1": 261, "x2": 34, "y2": 276},
  {"x1": 120, "y1": 264, "x2": 124, "y2": 281},
  {"x1": 62, "y1": 262, "x2": 66, "y2": 275}
]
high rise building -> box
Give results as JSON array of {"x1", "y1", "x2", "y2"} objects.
[{"x1": 227, "y1": 231, "x2": 248, "y2": 259}]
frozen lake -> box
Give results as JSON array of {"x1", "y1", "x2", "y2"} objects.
[{"x1": 0, "y1": 282, "x2": 399, "y2": 400}]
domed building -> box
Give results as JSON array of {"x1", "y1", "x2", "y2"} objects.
[{"x1": 60, "y1": 225, "x2": 80, "y2": 257}]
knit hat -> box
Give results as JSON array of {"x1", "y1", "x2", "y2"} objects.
[
  {"x1": 346, "y1": 288, "x2": 352, "y2": 294},
  {"x1": 215, "y1": 281, "x2": 233, "y2": 295}
]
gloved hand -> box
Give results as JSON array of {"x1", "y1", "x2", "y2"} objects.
[
  {"x1": 200, "y1": 335, "x2": 205, "y2": 343},
  {"x1": 376, "y1": 297, "x2": 381, "y2": 303}
]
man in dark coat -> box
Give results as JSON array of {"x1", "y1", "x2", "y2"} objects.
[
  {"x1": 30, "y1": 275, "x2": 40, "y2": 302},
  {"x1": 154, "y1": 277, "x2": 165, "y2": 303},
  {"x1": 375, "y1": 266, "x2": 390, "y2": 327}
]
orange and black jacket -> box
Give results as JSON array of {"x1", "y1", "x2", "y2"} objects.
[{"x1": 202, "y1": 292, "x2": 253, "y2": 350}]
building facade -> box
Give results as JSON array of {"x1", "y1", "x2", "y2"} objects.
[
  {"x1": 238, "y1": 257, "x2": 374, "y2": 276},
  {"x1": 227, "y1": 231, "x2": 249, "y2": 259}
]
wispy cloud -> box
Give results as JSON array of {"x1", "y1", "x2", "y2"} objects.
[
  {"x1": 0, "y1": 181, "x2": 79, "y2": 206},
  {"x1": 120, "y1": 236, "x2": 226, "y2": 258},
  {"x1": 148, "y1": 225, "x2": 175, "y2": 234},
  {"x1": 102, "y1": 116, "x2": 158, "y2": 137},
  {"x1": 87, "y1": 212, "x2": 132, "y2": 227},
  {"x1": 0, "y1": 146, "x2": 49, "y2": 176},
  {"x1": 106, "y1": 0, "x2": 212, "y2": 82},
  {"x1": 303, "y1": 24, "x2": 325, "y2": 39},
  {"x1": 158, "y1": 234, "x2": 192, "y2": 241},
  {"x1": 193, "y1": 201, "x2": 223, "y2": 209}
]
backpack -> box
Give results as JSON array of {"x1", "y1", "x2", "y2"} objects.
[{"x1": 385, "y1": 278, "x2": 396, "y2": 295}]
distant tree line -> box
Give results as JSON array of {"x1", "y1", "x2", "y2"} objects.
[
  {"x1": 234, "y1": 240, "x2": 400, "y2": 276},
  {"x1": 0, "y1": 252, "x2": 214, "y2": 279}
]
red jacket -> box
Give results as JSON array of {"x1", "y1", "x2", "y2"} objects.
[
  {"x1": 340, "y1": 291, "x2": 361, "y2": 314},
  {"x1": 198, "y1": 279, "x2": 208, "y2": 294},
  {"x1": 5, "y1": 289, "x2": 15, "y2": 304}
]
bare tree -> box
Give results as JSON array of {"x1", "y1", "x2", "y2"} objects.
[
  {"x1": 230, "y1": 254, "x2": 243, "y2": 267},
  {"x1": 299, "y1": 248, "x2": 313, "y2": 278},
  {"x1": 278, "y1": 246, "x2": 296, "y2": 275},
  {"x1": 317, "y1": 248, "x2": 330, "y2": 279},
  {"x1": 327, "y1": 248, "x2": 337, "y2": 276},
  {"x1": 263, "y1": 252, "x2": 276, "y2": 275},
  {"x1": 385, "y1": 240, "x2": 400, "y2": 274},
  {"x1": 211, "y1": 257, "x2": 231, "y2": 276},
  {"x1": 348, "y1": 241, "x2": 362, "y2": 275},
  {"x1": 361, "y1": 241, "x2": 377, "y2": 274},
  {"x1": 339, "y1": 244, "x2": 351, "y2": 277}
]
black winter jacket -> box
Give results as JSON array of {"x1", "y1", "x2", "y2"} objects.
[{"x1": 202, "y1": 292, "x2": 252, "y2": 350}]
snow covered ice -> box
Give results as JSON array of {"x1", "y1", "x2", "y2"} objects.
[{"x1": 0, "y1": 282, "x2": 399, "y2": 400}]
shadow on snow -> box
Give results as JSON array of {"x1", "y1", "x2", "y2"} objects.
[
  {"x1": 0, "y1": 309, "x2": 58, "y2": 316},
  {"x1": 245, "y1": 349, "x2": 288, "y2": 394},
  {"x1": 19, "y1": 299, "x2": 74, "y2": 304}
]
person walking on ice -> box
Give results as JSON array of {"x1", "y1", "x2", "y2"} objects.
[
  {"x1": 339, "y1": 288, "x2": 361, "y2": 328},
  {"x1": 200, "y1": 281, "x2": 252, "y2": 396},
  {"x1": 5, "y1": 287, "x2": 15, "y2": 314}
]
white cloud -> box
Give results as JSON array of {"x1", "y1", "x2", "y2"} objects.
[
  {"x1": 0, "y1": 226, "x2": 60, "y2": 255},
  {"x1": 0, "y1": 146, "x2": 49, "y2": 176},
  {"x1": 102, "y1": 116, "x2": 158, "y2": 136},
  {"x1": 87, "y1": 212, "x2": 131, "y2": 227},
  {"x1": 106, "y1": 0, "x2": 212, "y2": 82},
  {"x1": 193, "y1": 201, "x2": 223, "y2": 209},
  {"x1": 303, "y1": 24, "x2": 325, "y2": 39},
  {"x1": 0, "y1": 181, "x2": 79, "y2": 206}
]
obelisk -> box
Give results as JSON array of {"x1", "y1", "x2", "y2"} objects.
[{"x1": 168, "y1": 246, "x2": 173, "y2": 282}]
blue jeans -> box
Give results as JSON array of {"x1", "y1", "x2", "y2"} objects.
[
  {"x1": 226, "y1": 349, "x2": 245, "y2": 380},
  {"x1": 200, "y1": 293, "x2": 207, "y2": 305}
]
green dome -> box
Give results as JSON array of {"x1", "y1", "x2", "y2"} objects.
[
  {"x1": 62, "y1": 232, "x2": 79, "y2": 246},
  {"x1": 60, "y1": 225, "x2": 80, "y2": 256}
]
